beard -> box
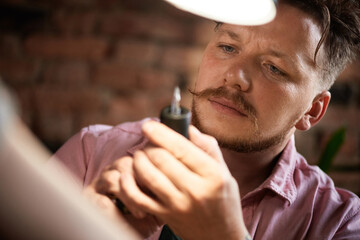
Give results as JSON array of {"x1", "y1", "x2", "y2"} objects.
[{"x1": 190, "y1": 87, "x2": 297, "y2": 153}]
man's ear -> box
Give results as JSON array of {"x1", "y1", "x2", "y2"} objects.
[{"x1": 295, "y1": 91, "x2": 331, "y2": 131}]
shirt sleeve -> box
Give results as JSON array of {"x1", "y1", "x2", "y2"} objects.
[
  {"x1": 48, "y1": 128, "x2": 91, "y2": 188},
  {"x1": 333, "y1": 196, "x2": 360, "y2": 239}
]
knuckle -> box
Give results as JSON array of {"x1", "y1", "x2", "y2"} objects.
[
  {"x1": 145, "y1": 175, "x2": 159, "y2": 186},
  {"x1": 187, "y1": 185, "x2": 208, "y2": 204},
  {"x1": 171, "y1": 196, "x2": 191, "y2": 214},
  {"x1": 212, "y1": 174, "x2": 238, "y2": 197},
  {"x1": 189, "y1": 175, "x2": 230, "y2": 202},
  {"x1": 96, "y1": 170, "x2": 120, "y2": 193},
  {"x1": 111, "y1": 156, "x2": 132, "y2": 171},
  {"x1": 131, "y1": 196, "x2": 147, "y2": 209},
  {"x1": 172, "y1": 144, "x2": 187, "y2": 160},
  {"x1": 206, "y1": 135, "x2": 219, "y2": 146},
  {"x1": 102, "y1": 170, "x2": 120, "y2": 184},
  {"x1": 212, "y1": 174, "x2": 229, "y2": 191},
  {"x1": 119, "y1": 176, "x2": 135, "y2": 199},
  {"x1": 117, "y1": 184, "x2": 145, "y2": 216},
  {"x1": 174, "y1": 204, "x2": 189, "y2": 215},
  {"x1": 146, "y1": 147, "x2": 168, "y2": 165}
]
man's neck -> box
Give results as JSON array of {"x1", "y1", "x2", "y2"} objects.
[{"x1": 221, "y1": 137, "x2": 291, "y2": 198}]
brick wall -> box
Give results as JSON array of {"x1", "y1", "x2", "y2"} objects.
[{"x1": 1, "y1": 0, "x2": 359, "y2": 195}]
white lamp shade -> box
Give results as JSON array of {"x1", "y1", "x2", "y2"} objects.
[{"x1": 164, "y1": 0, "x2": 277, "y2": 25}]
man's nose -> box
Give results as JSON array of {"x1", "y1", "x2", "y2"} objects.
[{"x1": 224, "y1": 62, "x2": 251, "y2": 92}]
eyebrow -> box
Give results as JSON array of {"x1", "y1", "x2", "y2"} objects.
[
  {"x1": 268, "y1": 49, "x2": 294, "y2": 63},
  {"x1": 219, "y1": 29, "x2": 295, "y2": 62},
  {"x1": 268, "y1": 49, "x2": 300, "y2": 71},
  {"x1": 218, "y1": 29, "x2": 241, "y2": 41},
  {"x1": 217, "y1": 28, "x2": 316, "y2": 75}
]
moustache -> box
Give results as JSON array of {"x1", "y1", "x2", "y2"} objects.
[{"x1": 189, "y1": 86, "x2": 257, "y2": 120}]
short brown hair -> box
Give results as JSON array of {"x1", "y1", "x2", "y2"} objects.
[
  {"x1": 216, "y1": 1, "x2": 360, "y2": 90},
  {"x1": 281, "y1": 0, "x2": 360, "y2": 89}
]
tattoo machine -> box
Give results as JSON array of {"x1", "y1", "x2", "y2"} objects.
[
  {"x1": 160, "y1": 86, "x2": 191, "y2": 139},
  {"x1": 158, "y1": 86, "x2": 190, "y2": 239}
]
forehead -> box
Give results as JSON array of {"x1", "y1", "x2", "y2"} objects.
[{"x1": 215, "y1": 4, "x2": 323, "y2": 69}]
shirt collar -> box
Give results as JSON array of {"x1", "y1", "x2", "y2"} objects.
[{"x1": 258, "y1": 135, "x2": 298, "y2": 205}]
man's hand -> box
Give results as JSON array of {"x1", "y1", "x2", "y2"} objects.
[
  {"x1": 119, "y1": 120, "x2": 248, "y2": 240},
  {"x1": 83, "y1": 156, "x2": 162, "y2": 238}
]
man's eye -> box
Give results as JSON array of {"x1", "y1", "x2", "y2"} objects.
[
  {"x1": 268, "y1": 64, "x2": 284, "y2": 75},
  {"x1": 219, "y1": 45, "x2": 236, "y2": 53}
]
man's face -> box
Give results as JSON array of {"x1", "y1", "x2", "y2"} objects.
[{"x1": 191, "y1": 4, "x2": 324, "y2": 152}]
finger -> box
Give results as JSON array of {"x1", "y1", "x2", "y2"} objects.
[
  {"x1": 188, "y1": 125, "x2": 225, "y2": 164},
  {"x1": 142, "y1": 121, "x2": 218, "y2": 176},
  {"x1": 142, "y1": 147, "x2": 200, "y2": 191},
  {"x1": 120, "y1": 171, "x2": 166, "y2": 218},
  {"x1": 104, "y1": 157, "x2": 147, "y2": 219},
  {"x1": 95, "y1": 169, "x2": 121, "y2": 195},
  {"x1": 108, "y1": 156, "x2": 134, "y2": 175},
  {"x1": 83, "y1": 187, "x2": 120, "y2": 216},
  {"x1": 133, "y1": 150, "x2": 185, "y2": 205},
  {"x1": 91, "y1": 191, "x2": 118, "y2": 212},
  {"x1": 94, "y1": 156, "x2": 134, "y2": 195},
  {"x1": 93, "y1": 157, "x2": 145, "y2": 218}
]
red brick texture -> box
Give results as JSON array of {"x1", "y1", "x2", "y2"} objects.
[{"x1": 0, "y1": 0, "x2": 359, "y2": 194}]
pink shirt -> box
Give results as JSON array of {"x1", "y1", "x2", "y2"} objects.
[{"x1": 51, "y1": 118, "x2": 360, "y2": 239}]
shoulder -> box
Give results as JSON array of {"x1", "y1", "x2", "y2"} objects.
[
  {"x1": 293, "y1": 154, "x2": 360, "y2": 236},
  {"x1": 293, "y1": 154, "x2": 358, "y2": 204},
  {"x1": 293, "y1": 155, "x2": 334, "y2": 189}
]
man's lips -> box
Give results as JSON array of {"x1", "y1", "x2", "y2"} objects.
[{"x1": 208, "y1": 97, "x2": 248, "y2": 117}]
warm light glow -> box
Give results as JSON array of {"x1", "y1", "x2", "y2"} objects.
[{"x1": 164, "y1": 0, "x2": 276, "y2": 25}]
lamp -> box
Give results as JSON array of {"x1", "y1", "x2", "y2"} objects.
[{"x1": 164, "y1": 0, "x2": 277, "y2": 25}]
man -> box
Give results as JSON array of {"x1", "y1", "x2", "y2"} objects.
[{"x1": 51, "y1": 0, "x2": 360, "y2": 239}]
